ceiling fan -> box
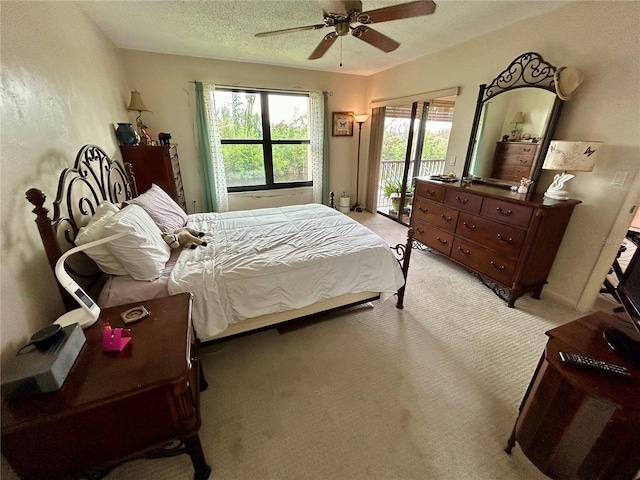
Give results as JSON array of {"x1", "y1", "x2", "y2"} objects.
[{"x1": 255, "y1": 0, "x2": 437, "y2": 60}]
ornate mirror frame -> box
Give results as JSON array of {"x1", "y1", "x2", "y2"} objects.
[{"x1": 462, "y1": 52, "x2": 564, "y2": 191}]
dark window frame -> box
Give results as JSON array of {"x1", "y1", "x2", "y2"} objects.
[{"x1": 216, "y1": 88, "x2": 312, "y2": 193}]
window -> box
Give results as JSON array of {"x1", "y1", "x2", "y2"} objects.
[{"x1": 214, "y1": 88, "x2": 312, "y2": 191}]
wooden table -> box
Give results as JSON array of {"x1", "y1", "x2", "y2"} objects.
[
  {"x1": 505, "y1": 311, "x2": 640, "y2": 479},
  {"x1": 1, "y1": 293, "x2": 211, "y2": 480}
]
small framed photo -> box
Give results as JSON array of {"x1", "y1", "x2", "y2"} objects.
[{"x1": 332, "y1": 112, "x2": 354, "y2": 137}]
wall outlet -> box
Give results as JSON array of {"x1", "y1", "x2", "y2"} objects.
[
  {"x1": 449, "y1": 155, "x2": 457, "y2": 166},
  {"x1": 611, "y1": 171, "x2": 628, "y2": 186}
]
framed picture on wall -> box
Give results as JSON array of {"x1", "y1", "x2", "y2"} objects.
[{"x1": 332, "y1": 112, "x2": 354, "y2": 136}]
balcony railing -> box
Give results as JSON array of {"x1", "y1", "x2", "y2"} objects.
[{"x1": 377, "y1": 158, "x2": 446, "y2": 214}]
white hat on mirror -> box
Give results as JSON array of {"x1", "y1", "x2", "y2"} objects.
[{"x1": 554, "y1": 66, "x2": 585, "y2": 100}]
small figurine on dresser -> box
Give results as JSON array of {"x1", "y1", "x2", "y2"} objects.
[
  {"x1": 139, "y1": 125, "x2": 152, "y2": 145},
  {"x1": 518, "y1": 177, "x2": 533, "y2": 194},
  {"x1": 158, "y1": 132, "x2": 171, "y2": 146}
]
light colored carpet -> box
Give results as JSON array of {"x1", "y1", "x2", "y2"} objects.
[{"x1": 2, "y1": 212, "x2": 605, "y2": 480}]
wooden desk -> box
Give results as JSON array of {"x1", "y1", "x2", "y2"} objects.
[
  {"x1": 1, "y1": 293, "x2": 211, "y2": 480},
  {"x1": 505, "y1": 311, "x2": 640, "y2": 479}
]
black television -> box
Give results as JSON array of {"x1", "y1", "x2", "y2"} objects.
[{"x1": 604, "y1": 238, "x2": 640, "y2": 367}]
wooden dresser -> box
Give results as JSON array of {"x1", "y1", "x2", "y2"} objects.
[
  {"x1": 490, "y1": 141, "x2": 540, "y2": 182},
  {"x1": 119, "y1": 144, "x2": 187, "y2": 211},
  {"x1": 411, "y1": 178, "x2": 579, "y2": 306}
]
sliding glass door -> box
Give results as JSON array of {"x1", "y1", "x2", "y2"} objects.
[{"x1": 377, "y1": 96, "x2": 455, "y2": 225}]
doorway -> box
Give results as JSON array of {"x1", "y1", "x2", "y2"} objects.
[{"x1": 376, "y1": 96, "x2": 455, "y2": 225}]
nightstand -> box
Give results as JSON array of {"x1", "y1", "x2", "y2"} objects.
[
  {"x1": 505, "y1": 312, "x2": 640, "y2": 479},
  {"x1": 1, "y1": 293, "x2": 211, "y2": 480}
]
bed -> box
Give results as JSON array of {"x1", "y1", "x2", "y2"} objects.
[{"x1": 28, "y1": 145, "x2": 414, "y2": 342}]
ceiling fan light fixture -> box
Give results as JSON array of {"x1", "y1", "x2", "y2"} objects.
[{"x1": 336, "y1": 22, "x2": 350, "y2": 36}]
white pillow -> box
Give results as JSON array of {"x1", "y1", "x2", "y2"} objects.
[
  {"x1": 75, "y1": 202, "x2": 127, "y2": 275},
  {"x1": 127, "y1": 184, "x2": 187, "y2": 233},
  {"x1": 102, "y1": 205, "x2": 171, "y2": 281}
]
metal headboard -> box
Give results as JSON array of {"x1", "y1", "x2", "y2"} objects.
[{"x1": 26, "y1": 144, "x2": 137, "y2": 310}]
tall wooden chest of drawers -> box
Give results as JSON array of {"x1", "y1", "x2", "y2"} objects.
[
  {"x1": 411, "y1": 178, "x2": 579, "y2": 306},
  {"x1": 119, "y1": 144, "x2": 187, "y2": 211},
  {"x1": 490, "y1": 141, "x2": 540, "y2": 182}
]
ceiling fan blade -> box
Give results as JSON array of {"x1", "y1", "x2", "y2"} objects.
[
  {"x1": 256, "y1": 23, "x2": 328, "y2": 38},
  {"x1": 357, "y1": 0, "x2": 436, "y2": 24},
  {"x1": 308, "y1": 32, "x2": 339, "y2": 59},
  {"x1": 351, "y1": 26, "x2": 400, "y2": 53}
]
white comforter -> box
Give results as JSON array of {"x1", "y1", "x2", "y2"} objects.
[{"x1": 167, "y1": 204, "x2": 405, "y2": 339}]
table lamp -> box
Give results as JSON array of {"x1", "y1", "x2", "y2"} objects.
[
  {"x1": 127, "y1": 90, "x2": 152, "y2": 137},
  {"x1": 510, "y1": 111, "x2": 525, "y2": 140},
  {"x1": 542, "y1": 140, "x2": 601, "y2": 201},
  {"x1": 54, "y1": 232, "x2": 127, "y2": 329}
]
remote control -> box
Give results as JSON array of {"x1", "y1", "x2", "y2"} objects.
[{"x1": 558, "y1": 351, "x2": 631, "y2": 378}]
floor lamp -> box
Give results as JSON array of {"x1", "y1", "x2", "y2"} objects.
[{"x1": 351, "y1": 113, "x2": 370, "y2": 212}]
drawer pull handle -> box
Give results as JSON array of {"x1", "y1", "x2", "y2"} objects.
[
  {"x1": 457, "y1": 246, "x2": 470, "y2": 255},
  {"x1": 523, "y1": 148, "x2": 531, "y2": 152},
  {"x1": 455, "y1": 196, "x2": 468, "y2": 205},
  {"x1": 497, "y1": 233, "x2": 513, "y2": 244},
  {"x1": 462, "y1": 221, "x2": 476, "y2": 230},
  {"x1": 425, "y1": 189, "x2": 436, "y2": 196},
  {"x1": 436, "y1": 237, "x2": 448, "y2": 245},
  {"x1": 419, "y1": 206, "x2": 428, "y2": 213},
  {"x1": 496, "y1": 207, "x2": 513, "y2": 216},
  {"x1": 416, "y1": 227, "x2": 425, "y2": 234},
  {"x1": 441, "y1": 214, "x2": 452, "y2": 222},
  {"x1": 490, "y1": 261, "x2": 505, "y2": 271}
]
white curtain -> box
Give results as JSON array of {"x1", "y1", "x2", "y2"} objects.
[
  {"x1": 309, "y1": 91, "x2": 324, "y2": 204},
  {"x1": 202, "y1": 84, "x2": 229, "y2": 212},
  {"x1": 365, "y1": 107, "x2": 386, "y2": 212}
]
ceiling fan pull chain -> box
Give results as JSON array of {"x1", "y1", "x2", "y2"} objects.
[{"x1": 340, "y1": 36, "x2": 343, "y2": 67}]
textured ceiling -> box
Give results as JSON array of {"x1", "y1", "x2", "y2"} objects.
[{"x1": 79, "y1": 0, "x2": 570, "y2": 76}]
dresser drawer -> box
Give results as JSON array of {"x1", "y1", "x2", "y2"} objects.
[
  {"x1": 412, "y1": 220, "x2": 453, "y2": 256},
  {"x1": 456, "y1": 213, "x2": 526, "y2": 260},
  {"x1": 414, "y1": 181, "x2": 446, "y2": 203},
  {"x1": 491, "y1": 165, "x2": 532, "y2": 182},
  {"x1": 480, "y1": 198, "x2": 533, "y2": 228},
  {"x1": 501, "y1": 143, "x2": 538, "y2": 156},
  {"x1": 444, "y1": 189, "x2": 483, "y2": 214},
  {"x1": 495, "y1": 154, "x2": 535, "y2": 168},
  {"x1": 452, "y1": 238, "x2": 516, "y2": 285},
  {"x1": 412, "y1": 198, "x2": 458, "y2": 233}
]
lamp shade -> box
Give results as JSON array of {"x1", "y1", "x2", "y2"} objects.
[
  {"x1": 542, "y1": 140, "x2": 601, "y2": 172},
  {"x1": 354, "y1": 113, "x2": 370, "y2": 124},
  {"x1": 127, "y1": 90, "x2": 151, "y2": 112},
  {"x1": 510, "y1": 111, "x2": 525, "y2": 124}
]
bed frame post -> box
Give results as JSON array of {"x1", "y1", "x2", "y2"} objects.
[
  {"x1": 26, "y1": 188, "x2": 76, "y2": 311},
  {"x1": 395, "y1": 227, "x2": 414, "y2": 309},
  {"x1": 124, "y1": 162, "x2": 139, "y2": 198},
  {"x1": 329, "y1": 191, "x2": 336, "y2": 209}
]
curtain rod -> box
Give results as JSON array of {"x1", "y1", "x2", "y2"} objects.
[
  {"x1": 370, "y1": 86, "x2": 458, "y2": 109},
  {"x1": 188, "y1": 80, "x2": 332, "y2": 95}
]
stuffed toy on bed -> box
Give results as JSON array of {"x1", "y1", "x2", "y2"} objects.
[{"x1": 162, "y1": 227, "x2": 208, "y2": 249}]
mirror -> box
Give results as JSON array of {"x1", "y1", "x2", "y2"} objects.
[{"x1": 462, "y1": 52, "x2": 564, "y2": 190}]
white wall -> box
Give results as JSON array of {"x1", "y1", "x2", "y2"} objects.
[
  {"x1": 364, "y1": 1, "x2": 640, "y2": 311},
  {"x1": 118, "y1": 50, "x2": 368, "y2": 212},
  {"x1": 0, "y1": 2, "x2": 130, "y2": 363}
]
